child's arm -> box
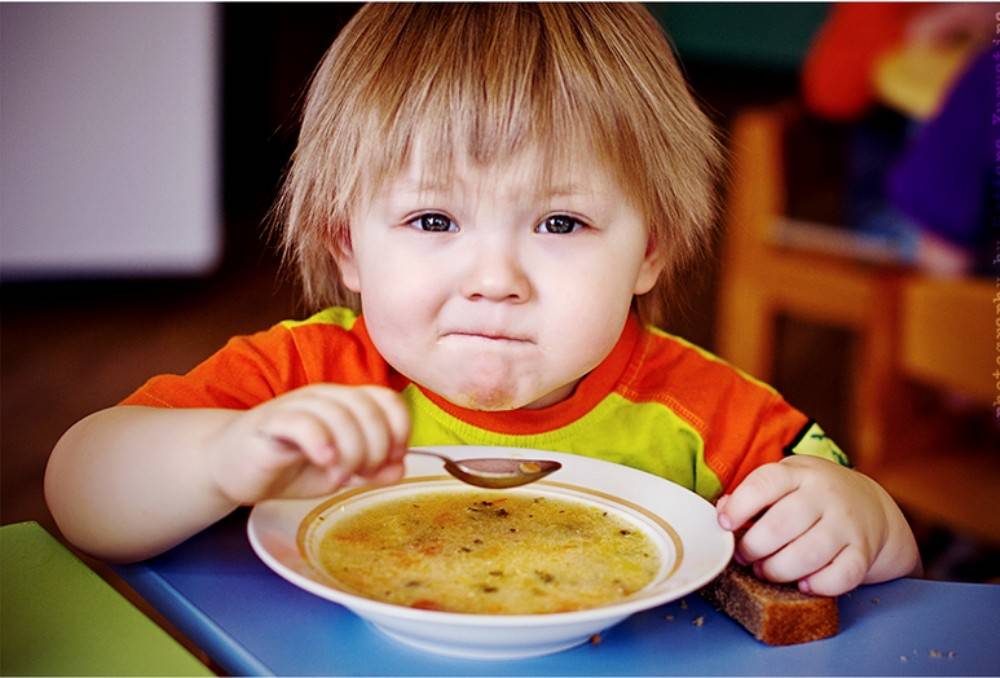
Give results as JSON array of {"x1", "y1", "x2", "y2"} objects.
[
  {"x1": 715, "y1": 455, "x2": 922, "y2": 596},
  {"x1": 44, "y1": 385, "x2": 409, "y2": 563}
]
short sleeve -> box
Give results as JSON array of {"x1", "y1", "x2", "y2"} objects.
[
  {"x1": 783, "y1": 419, "x2": 850, "y2": 467},
  {"x1": 723, "y1": 395, "x2": 849, "y2": 494},
  {"x1": 119, "y1": 324, "x2": 309, "y2": 409}
]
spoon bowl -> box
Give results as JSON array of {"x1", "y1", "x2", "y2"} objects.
[{"x1": 407, "y1": 448, "x2": 561, "y2": 488}]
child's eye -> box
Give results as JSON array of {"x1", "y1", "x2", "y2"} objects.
[
  {"x1": 536, "y1": 215, "x2": 585, "y2": 234},
  {"x1": 407, "y1": 213, "x2": 458, "y2": 233}
]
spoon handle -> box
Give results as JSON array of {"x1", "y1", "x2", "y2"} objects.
[{"x1": 406, "y1": 448, "x2": 452, "y2": 463}]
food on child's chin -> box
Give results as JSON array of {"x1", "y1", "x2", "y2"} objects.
[{"x1": 315, "y1": 492, "x2": 660, "y2": 614}]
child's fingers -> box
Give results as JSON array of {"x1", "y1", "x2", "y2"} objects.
[
  {"x1": 718, "y1": 462, "x2": 798, "y2": 532},
  {"x1": 334, "y1": 389, "x2": 394, "y2": 475},
  {"x1": 367, "y1": 461, "x2": 406, "y2": 485},
  {"x1": 736, "y1": 493, "x2": 821, "y2": 565},
  {"x1": 715, "y1": 494, "x2": 729, "y2": 512},
  {"x1": 798, "y1": 544, "x2": 869, "y2": 596},
  {"x1": 253, "y1": 385, "x2": 409, "y2": 484},
  {"x1": 277, "y1": 464, "x2": 351, "y2": 499},
  {"x1": 261, "y1": 401, "x2": 366, "y2": 476},
  {"x1": 360, "y1": 387, "x2": 411, "y2": 460},
  {"x1": 311, "y1": 400, "x2": 368, "y2": 476},
  {"x1": 753, "y1": 517, "x2": 845, "y2": 584},
  {"x1": 315, "y1": 387, "x2": 409, "y2": 475},
  {"x1": 256, "y1": 410, "x2": 336, "y2": 467},
  {"x1": 293, "y1": 388, "x2": 399, "y2": 476}
]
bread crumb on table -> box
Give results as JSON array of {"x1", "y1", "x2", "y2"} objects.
[
  {"x1": 899, "y1": 656, "x2": 908, "y2": 663},
  {"x1": 589, "y1": 633, "x2": 602, "y2": 645},
  {"x1": 664, "y1": 614, "x2": 674, "y2": 622},
  {"x1": 929, "y1": 649, "x2": 942, "y2": 658},
  {"x1": 692, "y1": 616, "x2": 705, "y2": 627}
]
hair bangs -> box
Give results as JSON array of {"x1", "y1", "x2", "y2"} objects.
[
  {"x1": 350, "y1": 5, "x2": 620, "y2": 218},
  {"x1": 277, "y1": 3, "x2": 723, "y2": 327}
]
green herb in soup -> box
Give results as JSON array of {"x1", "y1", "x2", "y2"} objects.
[{"x1": 315, "y1": 491, "x2": 660, "y2": 614}]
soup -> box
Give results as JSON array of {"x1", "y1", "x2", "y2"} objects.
[{"x1": 314, "y1": 491, "x2": 661, "y2": 614}]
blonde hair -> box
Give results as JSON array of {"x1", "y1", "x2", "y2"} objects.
[{"x1": 275, "y1": 3, "x2": 722, "y2": 328}]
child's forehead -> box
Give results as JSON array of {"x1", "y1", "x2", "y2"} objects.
[{"x1": 380, "y1": 141, "x2": 620, "y2": 201}]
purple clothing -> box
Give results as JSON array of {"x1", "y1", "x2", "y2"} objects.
[{"x1": 888, "y1": 46, "x2": 995, "y2": 259}]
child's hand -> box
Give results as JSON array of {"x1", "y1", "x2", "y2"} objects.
[
  {"x1": 205, "y1": 385, "x2": 410, "y2": 505},
  {"x1": 916, "y1": 231, "x2": 973, "y2": 277},
  {"x1": 716, "y1": 455, "x2": 920, "y2": 596},
  {"x1": 905, "y1": 3, "x2": 996, "y2": 48}
]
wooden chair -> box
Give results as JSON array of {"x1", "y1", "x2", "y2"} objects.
[
  {"x1": 874, "y1": 276, "x2": 1000, "y2": 544},
  {"x1": 715, "y1": 104, "x2": 905, "y2": 472},
  {"x1": 716, "y1": 105, "x2": 1000, "y2": 545}
]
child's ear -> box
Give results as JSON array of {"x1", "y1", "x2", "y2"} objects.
[
  {"x1": 633, "y1": 237, "x2": 667, "y2": 295},
  {"x1": 329, "y1": 230, "x2": 361, "y2": 293}
]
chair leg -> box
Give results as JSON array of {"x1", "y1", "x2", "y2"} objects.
[{"x1": 848, "y1": 275, "x2": 900, "y2": 471}]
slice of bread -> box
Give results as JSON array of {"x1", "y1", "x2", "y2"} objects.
[{"x1": 699, "y1": 563, "x2": 839, "y2": 645}]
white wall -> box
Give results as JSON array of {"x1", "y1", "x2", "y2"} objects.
[{"x1": 0, "y1": 3, "x2": 221, "y2": 279}]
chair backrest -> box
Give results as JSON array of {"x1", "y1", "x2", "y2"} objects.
[
  {"x1": 722, "y1": 106, "x2": 789, "y2": 253},
  {"x1": 898, "y1": 276, "x2": 995, "y2": 403}
]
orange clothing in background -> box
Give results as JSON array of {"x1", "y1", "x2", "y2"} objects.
[{"x1": 803, "y1": 3, "x2": 925, "y2": 120}]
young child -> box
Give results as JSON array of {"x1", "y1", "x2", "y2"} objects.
[{"x1": 45, "y1": 3, "x2": 920, "y2": 595}]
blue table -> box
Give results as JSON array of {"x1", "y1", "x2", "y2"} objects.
[{"x1": 117, "y1": 509, "x2": 1000, "y2": 676}]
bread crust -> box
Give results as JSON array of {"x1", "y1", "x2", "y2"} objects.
[{"x1": 699, "y1": 563, "x2": 839, "y2": 645}]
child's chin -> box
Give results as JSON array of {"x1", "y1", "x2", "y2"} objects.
[
  {"x1": 448, "y1": 389, "x2": 520, "y2": 412},
  {"x1": 438, "y1": 379, "x2": 524, "y2": 411}
]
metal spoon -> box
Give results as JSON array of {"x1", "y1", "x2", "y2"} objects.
[{"x1": 407, "y1": 449, "x2": 561, "y2": 489}]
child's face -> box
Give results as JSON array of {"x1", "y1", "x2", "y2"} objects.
[{"x1": 335, "y1": 145, "x2": 664, "y2": 411}]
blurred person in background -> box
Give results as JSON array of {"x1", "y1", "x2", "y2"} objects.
[
  {"x1": 802, "y1": 2, "x2": 995, "y2": 276},
  {"x1": 887, "y1": 42, "x2": 997, "y2": 277}
]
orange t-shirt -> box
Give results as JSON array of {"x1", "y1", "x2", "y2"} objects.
[{"x1": 121, "y1": 308, "x2": 848, "y2": 499}]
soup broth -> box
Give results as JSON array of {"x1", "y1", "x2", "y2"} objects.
[{"x1": 314, "y1": 491, "x2": 661, "y2": 614}]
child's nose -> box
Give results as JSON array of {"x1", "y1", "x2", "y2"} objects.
[{"x1": 460, "y1": 247, "x2": 531, "y2": 303}]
